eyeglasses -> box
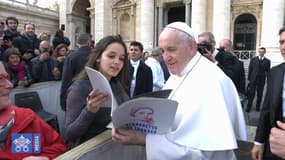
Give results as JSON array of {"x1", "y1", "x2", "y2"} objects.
[
  {"x1": 0, "y1": 73, "x2": 9, "y2": 83},
  {"x1": 279, "y1": 40, "x2": 285, "y2": 45}
]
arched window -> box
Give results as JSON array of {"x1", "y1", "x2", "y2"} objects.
[
  {"x1": 120, "y1": 13, "x2": 130, "y2": 41},
  {"x1": 234, "y1": 14, "x2": 257, "y2": 50}
]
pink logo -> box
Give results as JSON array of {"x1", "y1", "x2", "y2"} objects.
[{"x1": 130, "y1": 106, "x2": 154, "y2": 125}]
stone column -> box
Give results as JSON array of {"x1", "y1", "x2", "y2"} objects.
[
  {"x1": 261, "y1": 0, "x2": 284, "y2": 48},
  {"x1": 261, "y1": 0, "x2": 285, "y2": 65},
  {"x1": 157, "y1": 3, "x2": 164, "y2": 35},
  {"x1": 94, "y1": 0, "x2": 105, "y2": 43},
  {"x1": 212, "y1": 0, "x2": 231, "y2": 44},
  {"x1": 191, "y1": 0, "x2": 207, "y2": 39},
  {"x1": 87, "y1": 7, "x2": 95, "y2": 39},
  {"x1": 141, "y1": 0, "x2": 154, "y2": 51},
  {"x1": 184, "y1": 0, "x2": 191, "y2": 25}
]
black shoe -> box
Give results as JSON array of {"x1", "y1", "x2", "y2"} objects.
[{"x1": 246, "y1": 108, "x2": 250, "y2": 112}]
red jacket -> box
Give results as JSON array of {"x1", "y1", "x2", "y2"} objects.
[{"x1": 0, "y1": 105, "x2": 67, "y2": 160}]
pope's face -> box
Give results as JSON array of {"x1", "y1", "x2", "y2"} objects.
[
  {"x1": 0, "y1": 63, "x2": 13, "y2": 111},
  {"x1": 159, "y1": 28, "x2": 194, "y2": 75}
]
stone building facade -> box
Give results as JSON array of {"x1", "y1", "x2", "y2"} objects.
[
  {"x1": 0, "y1": 0, "x2": 59, "y2": 42},
  {"x1": 58, "y1": 0, "x2": 284, "y2": 65},
  {"x1": 1, "y1": 0, "x2": 284, "y2": 65}
]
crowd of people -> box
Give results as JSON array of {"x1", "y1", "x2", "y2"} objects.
[
  {"x1": 1, "y1": 15, "x2": 285, "y2": 159},
  {"x1": 0, "y1": 17, "x2": 72, "y2": 88}
]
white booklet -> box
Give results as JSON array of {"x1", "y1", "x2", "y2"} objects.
[
  {"x1": 111, "y1": 97, "x2": 178, "y2": 134},
  {"x1": 85, "y1": 66, "x2": 114, "y2": 108},
  {"x1": 85, "y1": 66, "x2": 178, "y2": 134}
]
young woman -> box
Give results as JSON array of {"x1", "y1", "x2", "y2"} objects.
[
  {"x1": 52, "y1": 43, "x2": 69, "y2": 74},
  {"x1": 65, "y1": 35, "x2": 130, "y2": 148},
  {"x1": 4, "y1": 48, "x2": 33, "y2": 87}
]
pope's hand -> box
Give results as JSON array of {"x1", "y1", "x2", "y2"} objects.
[
  {"x1": 251, "y1": 144, "x2": 263, "y2": 160},
  {"x1": 112, "y1": 128, "x2": 146, "y2": 145}
]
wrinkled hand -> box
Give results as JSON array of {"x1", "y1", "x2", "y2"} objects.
[
  {"x1": 52, "y1": 67, "x2": 61, "y2": 79},
  {"x1": 201, "y1": 48, "x2": 216, "y2": 63},
  {"x1": 22, "y1": 156, "x2": 49, "y2": 160},
  {"x1": 86, "y1": 89, "x2": 108, "y2": 113},
  {"x1": 39, "y1": 52, "x2": 49, "y2": 62},
  {"x1": 23, "y1": 53, "x2": 33, "y2": 60},
  {"x1": 270, "y1": 121, "x2": 285, "y2": 158},
  {"x1": 112, "y1": 128, "x2": 146, "y2": 145},
  {"x1": 34, "y1": 49, "x2": 40, "y2": 56},
  {"x1": 18, "y1": 80, "x2": 28, "y2": 87},
  {"x1": 251, "y1": 144, "x2": 263, "y2": 160}
]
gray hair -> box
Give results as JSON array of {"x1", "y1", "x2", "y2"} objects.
[
  {"x1": 77, "y1": 33, "x2": 91, "y2": 45},
  {"x1": 198, "y1": 32, "x2": 216, "y2": 43}
]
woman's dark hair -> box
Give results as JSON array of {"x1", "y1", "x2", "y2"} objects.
[
  {"x1": 5, "y1": 16, "x2": 18, "y2": 25},
  {"x1": 74, "y1": 35, "x2": 130, "y2": 90},
  {"x1": 4, "y1": 48, "x2": 22, "y2": 62},
  {"x1": 55, "y1": 30, "x2": 64, "y2": 37}
]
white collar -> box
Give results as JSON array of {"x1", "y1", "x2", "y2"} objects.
[
  {"x1": 130, "y1": 59, "x2": 140, "y2": 67},
  {"x1": 178, "y1": 53, "x2": 201, "y2": 77},
  {"x1": 213, "y1": 49, "x2": 219, "y2": 58}
]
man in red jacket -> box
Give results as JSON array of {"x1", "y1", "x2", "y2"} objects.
[{"x1": 0, "y1": 61, "x2": 67, "y2": 160}]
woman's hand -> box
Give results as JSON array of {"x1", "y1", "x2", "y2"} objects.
[{"x1": 86, "y1": 89, "x2": 108, "y2": 113}]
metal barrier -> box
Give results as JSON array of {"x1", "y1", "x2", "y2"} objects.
[
  {"x1": 233, "y1": 50, "x2": 256, "y2": 60},
  {"x1": 10, "y1": 81, "x2": 66, "y2": 135}
]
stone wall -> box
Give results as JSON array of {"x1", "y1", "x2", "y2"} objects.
[{"x1": 0, "y1": 0, "x2": 59, "y2": 42}]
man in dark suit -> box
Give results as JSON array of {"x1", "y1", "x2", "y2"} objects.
[
  {"x1": 246, "y1": 47, "x2": 271, "y2": 112},
  {"x1": 251, "y1": 27, "x2": 285, "y2": 160},
  {"x1": 219, "y1": 38, "x2": 246, "y2": 95},
  {"x1": 128, "y1": 41, "x2": 153, "y2": 97},
  {"x1": 197, "y1": 32, "x2": 236, "y2": 85},
  {"x1": 60, "y1": 33, "x2": 92, "y2": 111}
]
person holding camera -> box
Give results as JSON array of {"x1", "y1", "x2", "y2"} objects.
[
  {"x1": 31, "y1": 40, "x2": 61, "y2": 83},
  {"x1": 197, "y1": 32, "x2": 236, "y2": 84},
  {"x1": 219, "y1": 38, "x2": 246, "y2": 95}
]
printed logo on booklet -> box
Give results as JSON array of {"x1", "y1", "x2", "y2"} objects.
[{"x1": 12, "y1": 133, "x2": 41, "y2": 154}]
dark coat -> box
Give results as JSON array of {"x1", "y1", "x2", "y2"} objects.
[
  {"x1": 129, "y1": 60, "x2": 153, "y2": 97},
  {"x1": 52, "y1": 36, "x2": 70, "y2": 49},
  {"x1": 31, "y1": 56, "x2": 60, "y2": 83},
  {"x1": 248, "y1": 56, "x2": 271, "y2": 82},
  {"x1": 13, "y1": 34, "x2": 41, "y2": 56},
  {"x1": 60, "y1": 46, "x2": 91, "y2": 111},
  {"x1": 215, "y1": 50, "x2": 236, "y2": 82},
  {"x1": 255, "y1": 62, "x2": 285, "y2": 160},
  {"x1": 233, "y1": 58, "x2": 246, "y2": 94}
]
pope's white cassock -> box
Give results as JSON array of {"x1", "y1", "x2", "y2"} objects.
[{"x1": 146, "y1": 53, "x2": 247, "y2": 160}]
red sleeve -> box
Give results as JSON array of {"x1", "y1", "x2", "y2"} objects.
[{"x1": 33, "y1": 114, "x2": 67, "y2": 159}]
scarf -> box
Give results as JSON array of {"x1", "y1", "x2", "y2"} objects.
[
  {"x1": 8, "y1": 61, "x2": 26, "y2": 80},
  {"x1": 23, "y1": 32, "x2": 36, "y2": 43},
  {"x1": 0, "y1": 106, "x2": 15, "y2": 144}
]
